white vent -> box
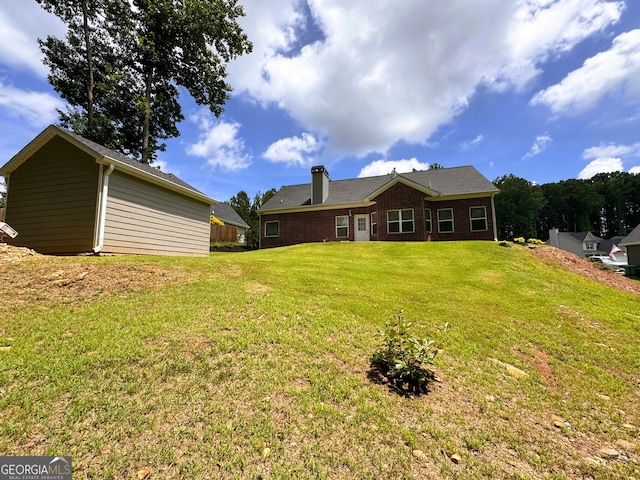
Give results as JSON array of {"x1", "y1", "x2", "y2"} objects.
[{"x1": 0, "y1": 222, "x2": 18, "y2": 239}]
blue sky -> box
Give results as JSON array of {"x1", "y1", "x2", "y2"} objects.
[{"x1": 1, "y1": 0, "x2": 639, "y2": 202}]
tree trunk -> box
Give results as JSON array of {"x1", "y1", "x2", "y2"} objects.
[
  {"x1": 81, "y1": 0, "x2": 94, "y2": 135},
  {"x1": 141, "y1": 70, "x2": 153, "y2": 164}
]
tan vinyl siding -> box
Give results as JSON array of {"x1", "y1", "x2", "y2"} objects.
[
  {"x1": 103, "y1": 171, "x2": 210, "y2": 256},
  {"x1": 5, "y1": 136, "x2": 98, "y2": 253}
]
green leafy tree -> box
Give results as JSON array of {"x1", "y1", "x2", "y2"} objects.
[
  {"x1": 38, "y1": 0, "x2": 252, "y2": 164},
  {"x1": 0, "y1": 180, "x2": 6, "y2": 209},
  {"x1": 37, "y1": 0, "x2": 121, "y2": 147},
  {"x1": 494, "y1": 174, "x2": 546, "y2": 240},
  {"x1": 230, "y1": 189, "x2": 277, "y2": 249},
  {"x1": 105, "y1": 0, "x2": 252, "y2": 163}
]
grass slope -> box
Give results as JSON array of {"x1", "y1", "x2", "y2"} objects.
[{"x1": 1, "y1": 242, "x2": 638, "y2": 479}]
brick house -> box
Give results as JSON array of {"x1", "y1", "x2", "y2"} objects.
[{"x1": 258, "y1": 165, "x2": 499, "y2": 248}]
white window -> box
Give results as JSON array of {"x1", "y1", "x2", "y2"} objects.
[
  {"x1": 438, "y1": 208, "x2": 454, "y2": 233},
  {"x1": 265, "y1": 221, "x2": 279, "y2": 237},
  {"x1": 371, "y1": 212, "x2": 378, "y2": 235},
  {"x1": 425, "y1": 208, "x2": 432, "y2": 233},
  {"x1": 470, "y1": 206, "x2": 487, "y2": 231},
  {"x1": 387, "y1": 209, "x2": 414, "y2": 234},
  {"x1": 336, "y1": 215, "x2": 349, "y2": 238},
  {"x1": 357, "y1": 216, "x2": 367, "y2": 231}
]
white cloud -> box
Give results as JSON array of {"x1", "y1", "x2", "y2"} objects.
[
  {"x1": 523, "y1": 134, "x2": 553, "y2": 158},
  {"x1": 230, "y1": 0, "x2": 623, "y2": 157},
  {"x1": 582, "y1": 142, "x2": 640, "y2": 160},
  {"x1": 263, "y1": 133, "x2": 322, "y2": 166},
  {"x1": 578, "y1": 157, "x2": 623, "y2": 179},
  {"x1": 0, "y1": 81, "x2": 63, "y2": 127},
  {"x1": 461, "y1": 134, "x2": 484, "y2": 150},
  {"x1": 186, "y1": 114, "x2": 251, "y2": 171},
  {"x1": 531, "y1": 29, "x2": 640, "y2": 113},
  {"x1": 581, "y1": 142, "x2": 640, "y2": 178},
  {"x1": 629, "y1": 166, "x2": 640, "y2": 175},
  {"x1": 358, "y1": 158, "x2": 430, "y2": 178},
  {"x1": 0, "y1": 1, "x2": 66, "y2": 75}
]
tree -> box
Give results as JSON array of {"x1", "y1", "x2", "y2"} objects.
[
  {"x1": 0, "y1": 180, "x2": 6, "y2": 209},
  {"x1": 230, "y1": 189, "x2": 277, "y2": 249},
  {"x1": 493, "y1": 174, "x2": 546, "y2": 240},
  {"x1": 37, "y1": 0, "x2": 121, "y2": 147},
  {"x1": 38, "y1": 0, "x2": 252, "y2": 164}
]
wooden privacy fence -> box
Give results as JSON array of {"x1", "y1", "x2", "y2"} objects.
[{"x1": 210, "y1": 224, "x2": 237, "y2": 243}]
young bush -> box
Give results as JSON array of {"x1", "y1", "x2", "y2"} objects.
[{"x1": 370, "y1": 310, "x2": 438, "y2": 395}]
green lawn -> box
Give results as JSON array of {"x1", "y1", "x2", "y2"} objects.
[{"x1": 1, "y1": 242, "x2": 638, "y2": 479}]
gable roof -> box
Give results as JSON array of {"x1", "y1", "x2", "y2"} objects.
[
  {"x1": 559, "y1": 231, "x2": 602, "y2": 243},
  {"x1": 620, "y1": 224, "x2": 640, "y2": 247},
  {"x1": 211, "y1": 203, "x2": 250, "y2": 229},
  {"x1": 260, "y1": 166, "x2": 499, "y2": 213},
  {"x1": 0, "y1": 125, "x2": 215, "y2": 205}
]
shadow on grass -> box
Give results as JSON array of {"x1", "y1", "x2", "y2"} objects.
[{"x1": 367, "y1": 360, "x2": 436, "y2": 397}]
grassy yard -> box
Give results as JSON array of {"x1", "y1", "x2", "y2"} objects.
[{"x1": 0, "y1": 241, "x2": 638, "y2": 479}]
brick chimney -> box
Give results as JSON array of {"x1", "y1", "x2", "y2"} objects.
[{"x1": 311, "y1": 165, "x2": 329, "y2": 205}]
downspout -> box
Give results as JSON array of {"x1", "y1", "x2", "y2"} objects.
[
  {"x1": 491, "y1": 194, "x2": 498, "y2": 241},
  {"x1": 93, "y1": 163, "x2": 114, "y2": 254},
  {"x1": 258, "y1": 211, "x2": 262, "y2": 250}
]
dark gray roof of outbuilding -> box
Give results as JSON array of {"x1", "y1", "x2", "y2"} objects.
[
  {"x1": 211, "y1": 203, "x2": 250, "y2": 229},
  {"x1": 260, "y1": 166, "x2": 499, "y2": 212},
  {"x1": 62, "y1": 128, "x2": 203, "y2": 195}
]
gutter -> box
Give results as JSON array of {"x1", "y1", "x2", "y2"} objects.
[{"x1": 93, "y1": 162, "x2": 114, "y2": 254}]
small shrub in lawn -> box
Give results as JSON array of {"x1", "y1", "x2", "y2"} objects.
[
  {"x1": 513, "y1": 237, "x2": 526, "y2": 245},
  {"x1": 527, "y1": 238, "x2": 545, "y2": 245},
  {"x1": 369, "y1": 310, "x2": 438, "y2": 395}
]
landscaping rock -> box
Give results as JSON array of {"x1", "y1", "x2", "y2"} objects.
[
  {"x1": 597, "y1": 447, "x2": 620, "y2": 459},
  {"x1": 450, "y1": 453, "x2": 462, "y2": 464},
  {"x1": 412, "y1": 449, "x2": 427, "y2": 460}
]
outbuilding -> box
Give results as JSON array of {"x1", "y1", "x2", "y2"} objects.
[{"x1": 0, "y1": 125, "x2": 215, "y2": 256}]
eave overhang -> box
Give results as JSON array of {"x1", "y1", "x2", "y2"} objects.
[{"x1": 259, "y1": 201, "x2": 376, "y2": 216}]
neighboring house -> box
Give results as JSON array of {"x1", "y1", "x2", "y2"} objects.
[
  {"x1": 547, "y1": 229, "x2": 602, "y2": 258},
  {"x1": 258, "y1": 165, "x2": 500, "y2": 249},
  {"x1": 210, "y1": 203, "x2": 250, "y2": 243},
  {"x1": 620, "y1": 224, "x2": 640, "y2": 266},
  {"x1": 0, "y1": 125, "x2": 215, "y2": 256},
  {"x1": 547, "y1": 228, "x2": 627, "y2": 261}
]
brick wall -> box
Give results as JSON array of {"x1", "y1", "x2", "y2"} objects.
[
  {"x1": 374, "y1": 183, "x2": 428, "y2": 241},
  {"x1": 260, "y1": 206, "x2": 371, "y2": 248},
  {"x1": 426, "y1": 197, "x2": 495, "y2": 242},
  {"x1": 260, "y1": 186, "x2": 496, "y2": 248}
]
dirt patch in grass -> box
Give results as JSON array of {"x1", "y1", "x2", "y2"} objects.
[
  {"x1": 528, "y1": 246, "x2": 640, "y2": 296},
  {"x1": 1, "y1": 244, "x2": 194, "y2": 309}
]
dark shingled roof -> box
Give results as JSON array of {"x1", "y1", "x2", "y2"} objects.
[
  {"x1": 211, "y1": 203, "x2": 250, "y2": 229},
  {"x1": 260, "y1": 166, "x2": 499, "y2": 212},
  {"x1": 62, "y1": 128, "x2": 203, "y2": 195},
  {"x1": 620, "y1": 224, "x2": 640, "y2": 246},
  {"x1": 1, "y1": 125, "x2": 213, "y2": 203}
]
